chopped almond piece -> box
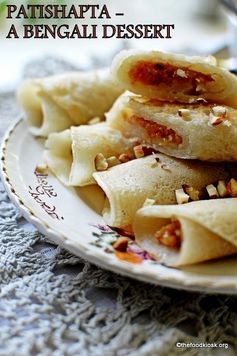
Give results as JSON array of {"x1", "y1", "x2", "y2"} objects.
[
  {"x1": 175, "y1": 188, "x2": 189, "y2": 204},
  {"x1": 182, "y1": 185, "x2": 200, "y2": 201},
  {"x1": 227, "y1": 178, "x2": 237, "y2": 197},
  {"x1": 176, "y1": 69, "x2": 188, "y2": 78},
  {"x1": 133, "y1": 96, "x2": 150, "y2": 104},
  {"x1": 197, "y1": 98, "x2": 207, "y2": 103},
  {"x1": 206, "y1": 184, "x2": 219, "y2": 198},
  {"x1": 134, "y1": 145, "x2": 145, "y2": 159},
  {"x1": 119, "y1": 153, "x2": 131, "y2": 163},
  {"x1": 208, "y1": 106, "x2": 228, "y2": 127},
  {"x1": 107, "y1": 156, "x2": 120, "y2": 168},
  {"x1": 212, "y1": 106, "x2": 228, "y2": 117},
  {"x1": 178, "y1": 109, "x2": 191, "y2": 120},
  {"x1": 94, "y1": 153, "x2": 108, "y2": 171},
  {"x1": 208, "y1": 114, "x2": 224, "y2": 126},
  {"x1": 160, "y1": 163, "x2": 170, "y2": 171},
  {"x1": 143, "y1": 198, "x2": 156, "y2": 207},
  {"x1": 35, "y1": 164, "x2": 48, "y2": 174},
  {"x1": 217, "y1": 180, "x2": 228, "y2": 198},
  {"x1": 113, "y1": 237, "x2": 129, "y2": 252},
  {"x1": 196, "y1": 84, "x2": 204, "y2": 92}
]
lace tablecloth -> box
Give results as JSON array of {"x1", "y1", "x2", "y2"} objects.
[{"x1": 0, "y1": 58, "x2": 236, "y2": 356}]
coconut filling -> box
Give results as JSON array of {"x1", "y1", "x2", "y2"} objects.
[
  {"x1": 152, "y1": 219, "x2": 183, "y2": 265},
  {"x1": 129, "y1": 60, "x2": 214, "y2": 96},
  {"x1": 126, "y1": 115, "x2": 183, "y2": 147},
  {"x1": 155, "y1": 219, "x2": 181, "y2": 249}
]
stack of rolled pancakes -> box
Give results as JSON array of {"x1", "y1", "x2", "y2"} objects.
[
  {"x1": 18, "y1": 50, "x2": 237, "y2": 267},
  {"x1": 99, "y1": 50, "x2": 237, "y2": 267}
]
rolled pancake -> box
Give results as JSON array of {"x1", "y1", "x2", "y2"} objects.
[
  {"x1": 133, "y1": 200, "x2": 237, "y2": 266},
  {"x1": 45, "y1": 123, "x2": 135, "y2": 186},
  {"x1": 112, "y1": 49, "x2": 237, "y2": 107},
  {"x1": 93, "y1": 154, "x2": 235, "y2": 229},
  {"x1": 17, "y1": 69, "x2": 123, "y2": 137},
  {"x1": 107, "y1": 94, "x2": 237, "y2": 161}
]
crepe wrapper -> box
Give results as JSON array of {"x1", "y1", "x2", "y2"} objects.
[
  {"x1": 93, "y1": 154, "x2": 236, "y2": 229},
  {"x1": 133, "y1": 199, "x2": 237, "y2": 266},
  {"x1": 17, "y1": 69, "x2": 123, "y2": 137}
]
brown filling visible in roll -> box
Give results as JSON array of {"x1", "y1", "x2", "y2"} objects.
[
  {"x1": 128, "y1": 115, "x2": 182, "y2": 145},
  {"x1": 155, "y1": 220, "x2": 181, "y2": 249},
  {"x1": 129, "y1": 61, "x2": 214, "y2": 96}
]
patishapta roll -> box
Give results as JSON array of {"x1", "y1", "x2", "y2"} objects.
[
  {"x1": 133, "y1": 199, "x2": 237, "y2": 266},
  {"x1": 112, "y1": 50, "x2": 237, "y2": 107},
  {"x1": 107, "y1": 94, "x2": 237, "y2": 161},
  {"x1": 17, "y1": 69, "x2": 123, "y2": 137},
  {"x1": 45, "y1": 123, "x2": 135, "y2": 186},
  {"x1": 93, "y1": 154, "x2": 235, "y2": 229}
]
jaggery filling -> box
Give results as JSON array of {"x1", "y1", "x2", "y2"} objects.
[
  {"x1": 155, "y1": 220, "x2": 181, "y2": 249},
  {"x1": 129, "y1": 61, "x2": 214, "y2": 95},
  {"x1": 128, "y1": 115, "x2": 182, "y2": 145}
]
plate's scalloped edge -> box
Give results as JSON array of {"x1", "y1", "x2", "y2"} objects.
[{"x1": 1, "y1": 119, "x2": 237, "y2": 295}]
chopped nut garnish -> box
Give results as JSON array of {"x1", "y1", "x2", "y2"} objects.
[
  {"x1": 196, "y1": 84, "x2": 204, "y2": 92},
  {"x1": 35, "y1": 164, "x2": 48, "y2": 174},
  {"x1": 209, "y1": 115, "x2": 224, "y2": 126},
  {"x1": 196, "y1": 98, "x2": 207, "y2": 103},
  {"x1": 132, "y1": 96, "x2": 150, "y2": 104},
  {"x1": 94, "y1": 153, "x2": 108, "y2": 171},
  {"x1": 206, "y1": 184, "x2": 219, "y2": 198},
  {"x1": 176, "y1": 69, "x2": 188, "y2": 78},
  {"x1": 88, "y1": 117, "x2": 101, "y2": 125},
  {"x1": 118, "y1": 153, "x2": 131, "y2": 163},
  {"x1": 161, "y1": 163, "x2": 171, "y2": 171},
  {"x1": 182, "y1": 185, "x2": 200, "y2": 201},
  {"x1": 143, "y1": 198, "x2": 156, "y2": 207},
  {"x1": 134, "y1": 145, "x2": 145, "y2": 159},
  {"x1": 208, "y1": 106, "x2": 228, "y2": 127},
  {"x1": 212, "y1": 106, "x2": 228, "y2": 117},
  {"x1": 107, "y1": 156, "x2": 121, "y2": 168},
  {"x1": 155, "y1": 220, "x2": 181, "y2": 249},
  {"x1": 227, "y1": 178, "x2": 237, "y2": 197},
  {"x1": 208, "y1": 114, "x2": 224, "y2": 126},
  {"x1": 217, "y1": 180, "x2": 228, "y2": 198},
  {"x1": 113, "y1": 237, "x2": 129, "y2": 252},
  {"x1": 175, "y1": 188, "x2": 190, "y2": 204},
  {"x1": 178, "y1": 109, "x2": 191, "y2": 120}
]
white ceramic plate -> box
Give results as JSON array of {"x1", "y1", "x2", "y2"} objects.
[{"x1": 2, "y1": 119, "x2": 237, "y2": 295}]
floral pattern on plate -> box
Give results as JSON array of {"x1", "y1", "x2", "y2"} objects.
[{"x1": 90, "y1": 223, "x2": 156, "y2": 264}]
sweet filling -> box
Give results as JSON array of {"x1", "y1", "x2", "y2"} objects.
[
  {"x1": 155, "y1": 220, "x2": 181, "y2": 249},
  {"x1": 129, "y1": 61, "x2": 214, "y2": 96},
  {"x1": 127, "y1": 115, "x2": 182, "y2": 145}
]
